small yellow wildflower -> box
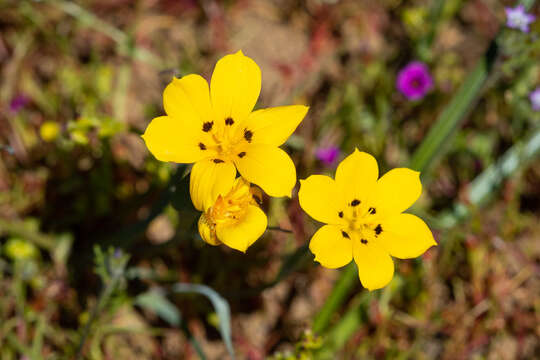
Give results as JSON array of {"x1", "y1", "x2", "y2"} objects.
[
  {"x1": 40, "y1": 121, "x2": 61, "y2": 142},
  {"x1": 142, "y1": 51, "x2": 308, "y2": 209},
  {"x1": 197, "y1": 177, "x2": 267, "y2": 253},
  {"x1": 298, "y1": 149, "x2": 436, "y2": 290},
  {"x1": 4, "y1": 238, "x2": 38, "y2": 261}
]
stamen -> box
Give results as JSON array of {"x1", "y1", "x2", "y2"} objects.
[
  {"x1": 198, "y1": 142, "x2": 206, "y2": 150},
  {"x1": 244, "y1": 129, "x2": 253, "y2": 142},
  {"x1": 374, "y1": 224, "x2": 383, "y2": 236},
  {"x1": 361, "y1": 239, "x2": 368, "y2": 244},
  {"x1": 341, "y1": 231, "x2": 350, "y2": 239},
  {"x1": 213, "y1": 159, "x2": 224, "y2": 163},
  {"x1": 368, "y1": 207, "x2": 376, "y2": 214},
  {"x1": 351, "y1": 199, "x2": 360, "y2": 207},
  {"x1": 238, "y1": 152, "x2": 246, "y2": 158},
  {"x1": 225, "y1": 117, "x2": 234, "y2": 126},
  {"x1": 202, "y1": 121, "x2": 214, "y2": 132},
  {"x1": 338, "y1": 211, "x2": 344, "y2": 218}
]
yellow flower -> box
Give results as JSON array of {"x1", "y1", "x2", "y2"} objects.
[
  {"x1": 197, "y1": 177, "x2": 267, "y2": 253},
  {"x1": 298, "y1": 149, "x2": 436, "y2": 290},
  {"x1": 4, "y1": 238, "x2": 38, "y2": 261},
  {"x1": 40, "y1": 121, "x2": 61, "y2": 142},
  {"x1": 142, "y1": 51, "x2": 308, "y2": 209}
]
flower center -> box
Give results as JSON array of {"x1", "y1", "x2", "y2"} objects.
[
  {"x1": 338, "y1": 199, "x2": 383, "y2": 245},
  {"x1": 205, "y1": 178, "x2": 260, "y2": 226},
  {"x1": 198, "y1": 117, "x2": 252, "y2": 162}
]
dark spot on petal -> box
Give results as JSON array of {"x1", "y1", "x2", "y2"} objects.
[
  {"x1": 198, "y1": 142, "x2": 206, "y2": 150},
  {"x1": 238, "y1": 152, "x2": 246, "y2": 158},
  {"x1": 202, "y1": 121, "x2": 213, "y2": 132},
  {"x1": 368, "y1": 207, "x2": 376, "y2": 214},
  {"x1": 351, "y1": 199, "x2": 360, "y2": 207},
  {"x1": 213, "y1": 159, "x2": 224, "y2": 163},
  {"x1": 244, "y1": 129, "x2": 253, "y2": 142},
  {"x1": 361, "y1": 239, "x2": 368, "y2": 244},
  {"x1": 374, "y1": 224, "x2": 383, "y2": 236},
  {"x1": 338, "y1": 211, "x2": 344, "y2": 218},
  {"x1": 341, "y1": 231, "x2": 350, "y2": 239},
  {"x1": 225, "y1": 117, "x2": 234, "y2": 125}
]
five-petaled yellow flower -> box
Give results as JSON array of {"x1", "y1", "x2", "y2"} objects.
[
  {"x1": 298, "y1": 149, "x2": 436, "y2": 290},
  {"x1": 142, "y1": 50, "x2": 308, "y2": 210},
  {"x1": 197, "y1": 177, "x2": 266, "y2": 252}
]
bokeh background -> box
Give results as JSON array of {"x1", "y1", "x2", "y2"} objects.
[{"x1": 1, "y1": 0, "x2": 539, "y2": 359}]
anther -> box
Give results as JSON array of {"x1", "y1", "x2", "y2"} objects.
[
  {"x1": 225, "y1": 117, "x2": 234, "y2": 125},
  {"x1": 198, "y1": 142, "x2": 206, "y2": 150},
  {"x1": 374, "y1": 224, "x2": 383, "y2": 236},
  {"x1": 238, "y1": 152, "x2": 246, "y2": 158},
  {"x1": 361, "y1": 239, "x2": 368, "y2": 244},
  {"x1": 351, "y1": 199, "x2": 360, "y2": 207},
  {"x1": 341, "y1": 231, "x2": 350, "y2": 239},
  {"x1": 202, "y1": 121, "x2": 214, "y2": 132},
  {"x1": 338, "y1": 211, "x2": 344, "y2": 218},
  {"x1": 213, "y1": 159, "x2": 224, "y2": 163},
  {"x1": 368, "y1": 207, "x2": 376, "y2": 214},
  {"x1": 244, "y1": 129, "x2": 253, "y2": 142}
]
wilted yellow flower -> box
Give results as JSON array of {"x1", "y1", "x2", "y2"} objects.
[
  {"x1": 40, "y1": 121, "x2": 61, "y2": 142},
  {"x1": 298, "y1": 150, "x2": 436, "y2": 290},
  {"x1": 142, "y1": 51, "x2": 308, "y2": 209},
  {"x1": 197, "y1": 177, "x2": 266, "y2": 253}
]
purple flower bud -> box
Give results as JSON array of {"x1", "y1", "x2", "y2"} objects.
[
  {"x1": 9, "y1": 95, "x2": 29, "y2": 113},
  {"x1": 505, "y1": 5, "x2": 536, "y2": 33},
  {"x1": 396, "y1": 62, "x2": 433, "y2": 101},
  {"x1": 316, "y1": 146, "x2": 340, "y2": 165},
  {"x1": 530, "y1": 87, "x2": 540, "y2": 111}
]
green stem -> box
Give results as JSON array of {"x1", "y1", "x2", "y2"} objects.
[{"x1": 74, "y1": 270, "x2": 123, "y2": 359}]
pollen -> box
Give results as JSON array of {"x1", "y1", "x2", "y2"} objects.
[
  {"x1": 244, "y1": 129, "x2": 253, "y2": 142},
  {"x1": 225, "y1": 117, "x2": 234, "y2": 125},
  {"x1": 202, "y1": 121, "x2": 214, "y2": 132}
]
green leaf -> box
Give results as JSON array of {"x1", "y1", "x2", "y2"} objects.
[
  {"x1": 172, "y1": 283, "x2": 235, "y2": 359},
  {"x1": 135, "y1": 289, "x2": 182, "y2": 327}
]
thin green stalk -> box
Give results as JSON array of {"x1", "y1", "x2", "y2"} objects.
[{"x1": 74, "y1": 269, "x2": 123, "y2": 359}]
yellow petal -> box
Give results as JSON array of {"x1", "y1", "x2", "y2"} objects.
[
  {"x1": 238, "y1": 105, "x2": 308, "y2": 146},
  {"x1": 234, "y1": 144, "x2": 296, "y2": 197},
  {"x1": 216, "y1": 205, "x2": 267, "y2": 253},
  {"x1": 163, "y1": 74, "x2": 212, "y2": 125},
  {"x1": 335, "y1": 149, "x2": 378, "y2": 204},
  {"x1": 142, "y1": 116, "x2": 211, "y2": 163},
  {"x1": 377, "y1": 213, "x2": 436, "y2": 259},
  {"x1": 210, "y1": 50, "x2": 261, "y2": 124},
  {"x1": 189, "y1": 159, "x2": 236, "y2": 211},
  {"x1": 298, "y1": 175, "x2": 345, "y2": 225},
  {"x1": 309, "y1": 225, "x2": 353, "y2": 269},
  {"x1": 198, "y1": 214, "x2": 220, "y2": 246},
  {"x1": 353, "y1": 240, "x2": 394, "y2": 291},
  {"x1": 373, "y1": 168, "x2": 421, "y2": 216}
]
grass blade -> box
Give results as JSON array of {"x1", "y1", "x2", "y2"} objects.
[{"x1": 172, "y1": 283, "x2": 235, "y2": 359}]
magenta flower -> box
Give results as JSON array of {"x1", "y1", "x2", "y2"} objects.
[
  {"x1": 505, "y1": 5, "x2": 536, "y2": 33},
  {"x1": 316, "y1": 146, "x2": 340, "y2": 166},
  {"x1": 9, "y1": 95, "x2": 29, "y2": 113},
  {"x1": 530, "y1": 87, "x2": 540, "y2": 111},
  {"x1": 396, "y1": 62, "x2": 433, "y2": 101}
]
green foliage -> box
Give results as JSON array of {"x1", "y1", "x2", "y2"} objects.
[{"x1": 1, "y1": 0, "x2": 539, "y2": 358}]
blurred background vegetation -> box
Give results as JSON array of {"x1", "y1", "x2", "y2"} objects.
[{"x1": 1, "y1": 0, "x2": 539, "y2": 359}]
